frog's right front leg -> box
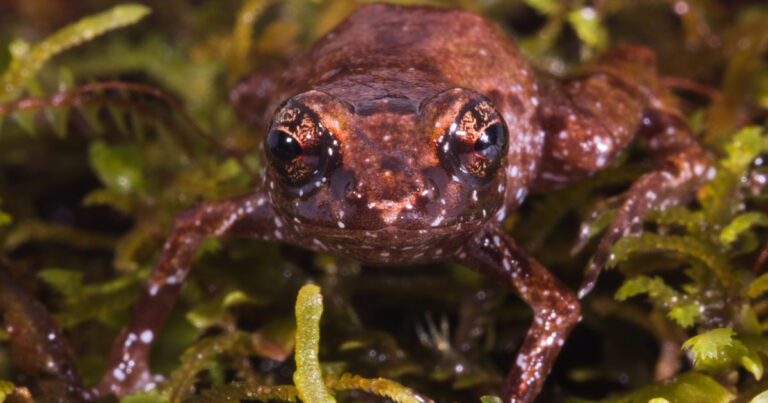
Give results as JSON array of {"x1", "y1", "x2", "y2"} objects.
[{"x1": 96, "y1": 191, "x2": 281, "y2": 397}]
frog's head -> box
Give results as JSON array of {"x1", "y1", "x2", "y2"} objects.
[{"x1": 263, "y1": 89, "x2": 508, "y2": 233}]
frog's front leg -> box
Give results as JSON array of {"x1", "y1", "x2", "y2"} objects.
[
  {"x1": 96, "y1": 191, "x2": 281, "y2": 397},
  {"x1": 454, "y1": 224, "x2": 580, "y2": 403},
  {"x1": 532, "y1": 45, "x2": 712, "y2": 297}
]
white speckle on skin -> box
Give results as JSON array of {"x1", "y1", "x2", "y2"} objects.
[
  {"x1": 124, "y1": 333, "x2": 137, "y2": 347},
  {"x1": 707, "y1": 167, "x2": 716, "y2": 179},
  {"x1": 113, "y1": 368, "x2": 126, "y2": 382},
  {"x1": 140, "y1": 330, "x2": 154, "y2": 344},
  {"x1": 496, "y1": 206, "x2": 507, "y2": 221},
  {"x1": 596, "y1": 156, "x2": 606, "y2": 167}
]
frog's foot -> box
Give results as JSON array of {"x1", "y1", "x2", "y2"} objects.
[{"x1": 577, "y1": 152, "x2": 713, "y2": 298}]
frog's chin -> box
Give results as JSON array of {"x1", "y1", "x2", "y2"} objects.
[{"x1": 287, "y1": 217, "x2": 490, "y2": 265}]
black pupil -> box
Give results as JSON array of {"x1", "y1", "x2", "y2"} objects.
[
  {"x1": 267, "y1": 129, "x2": 303, "y2": 161},
  {"x1": 474, "y1": 122, "x2": 505, "y2": 159}
]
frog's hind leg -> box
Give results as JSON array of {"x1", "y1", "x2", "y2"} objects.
[
  {"x1": 531, "y1": 45, "x2": 712, "y2": 297},
  {"x1": 96, "y1": 192, "x2": 282, "y2": 397},
  {"x1": 454, "y1": 224, "x2": 580, "y2": 402}
]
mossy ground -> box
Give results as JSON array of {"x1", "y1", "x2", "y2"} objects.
[{"x1": 0, "y1": 1, "x2": 767, "y2": 402}]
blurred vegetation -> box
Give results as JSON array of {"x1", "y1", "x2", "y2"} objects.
[{"x1": 0, "y1": 0, "x2": 767, "y2": 402}]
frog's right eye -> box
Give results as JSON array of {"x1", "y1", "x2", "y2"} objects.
[{"x1": 265, "y1": 104, "x2": 330, "y2": 186}]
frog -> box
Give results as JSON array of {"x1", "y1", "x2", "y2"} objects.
[{"x1": 95, "y1": 3, "x2": 712, "y2": 402}]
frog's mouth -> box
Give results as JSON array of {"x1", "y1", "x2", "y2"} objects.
[{"x1": 287, "y1": 212, "x2": 489, "y2": 238}]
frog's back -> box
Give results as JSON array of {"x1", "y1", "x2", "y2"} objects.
[{"x1": 272, "y1": 3, "x2": 537, "y2": 109}]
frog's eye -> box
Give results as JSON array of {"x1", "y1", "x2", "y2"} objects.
[
  {"x1": 267, "y1": 129, "x2": 303, "y2": 161},
  {"x1": 472, "y1": 122, "x2": 506, "y2": 164},
  {"x1": 265, "y1": 103, "x2": 331, "y2": 186},
  {"x1": 444, "y1": 100, "x2": 508, "y2": 181}
]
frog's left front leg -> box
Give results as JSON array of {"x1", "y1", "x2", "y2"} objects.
[
  {"x1": 532, "y1": 45, "x2": 713, "y2": 297},
  {"x1": 96, "y1": 191, "x2": 281, "y2": 397},
  {"x1": 454, "y1": 224, "x2": 580, "y2": 403}
]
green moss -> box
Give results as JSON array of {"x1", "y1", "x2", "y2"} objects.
[
  {"x1": 294, "y1": 284, "x2": 336, "y2": 403},
  {"x1": 0, "y1": 4, "x2": 150, "y2": 102}
]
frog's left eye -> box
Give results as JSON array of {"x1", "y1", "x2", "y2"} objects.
[
  {"x1": 266, "y1": 103, "x2": 333, "y2": 186},
  {"x1": 444, "y1": 100, "x2": 508, "y2": 181}
]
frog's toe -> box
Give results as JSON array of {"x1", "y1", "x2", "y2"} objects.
[{"x1": 571, "y1": 194, "x2": 625, "y2": 256}]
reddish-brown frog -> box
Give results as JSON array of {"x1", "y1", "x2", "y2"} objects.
[{"x1": 96, "y1": 3, "x2": 711, "y2": 402}]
